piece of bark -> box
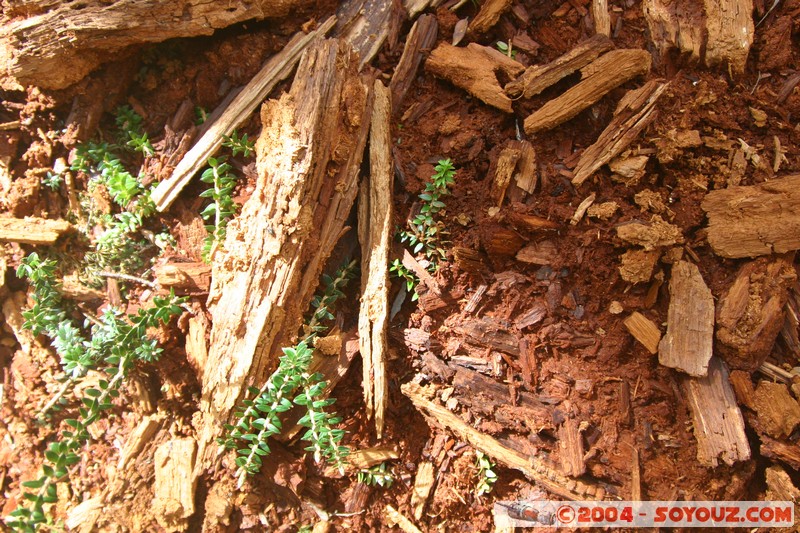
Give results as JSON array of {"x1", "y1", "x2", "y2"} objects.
[
  {"x1": 385, "y1": 505, "x2": 423, "y2": 533},
  {"x1": 65, "y1": 497, "x2": 103, "y2": 533},
  {"x1": 493, "y1": 145, "x2": 521, "y2": 207},
  {"x1": 404, "y1": 0, "x2": 435, "y2": 19},
  {"x1": 643, "y1": 0, "x2": 705, "y2": 66},
  {"x1": 616, "y1": 215, "x2": 683, "y2": 251},
  {"x1": 592, "y1": 0, "x2": 611, "y2": 36},
  {"x1": 728, "y1": 370, "x2": 755, "y2": 410},
  {"x1": 702, "y1": 174, "x2": 800, "y2": 258},
  {"x1": 570, "y1": 193, "x2": 596, "y2": 225},
  {"x1": 151, "y1": 18, "x2": 336, "y2": 211},
  {"x1": 516, "y1": 240, "x2": 558, "y2": 265},
  {"x1": 117, "y1": 412, "x2": 167, "y2": 471},
  {"x1": 761, "y1": 436, "x2": 800, "y2": 471},
  {"x1": 411, "y1": 462, "x2": 436, "y2": 521},
  {"x1": 481, "y1": 224, "x2": 526, "y2": 257},
  {"x1": 453, "y1": 246, "x2": 489, "y2": 273},
  {"x1": 704, "y1": 0, "x2": 754, "y2": 74},
  {"x1": 402, "y1": 381, "x2": 606, "y2": 500},
  {"x1": 619, "y1": 381, "x2": 633, "y2": 427},
  {"x1": 630, "y1": 446, "x2": 641, "y2": 500},
  {"x1": 153, "y1": 438, "x2": 197, "y2": 532},
  {"x1": 505, "y1": 34, "x2": 614, "y2": 99},
  {"x1": 507, "y1": 212, "x2": 559, "y2": 232},
  {"x1": 359, "y1": 80, "x2": 393, "y2": 438},
  {"x1": 467, "y1": 0, "x2": 514, "y2": 37},
  {"x1": 682, "y1": 357, "x2": 750, "y2": 467},
  {"x1": 186, "y1": 314, "x2": 209, "y2": 380},
  {"x1": 402, "y1": 249, "x2": 443, "y2": 296},
  {"x1": 346, "y1": 446, "x2": 400, "y2": 470},
  {"x1": 454, "y1": 317, "x2": 521, "y2": 356},
  {"x1": 765, "y1": 466, "x2": 800, "y2": 504},
  {"x1": 390, "y1": 14, "x2": 438, "y2": 113},
  {"x1": 516, "y1": 301, "x2": 547, "y2": 329},
  {"x1": 334, "y1": 0, "x2": 394, "y2": 69},
  {"x1": 426, "y1": 42, "x2": 525, "y2": 113},
  {"x1": 558, "y1": 418, "x2": 586, "y2": 477},
  {"x1": 716, "y1": 256, "x2": 797, "y2": 371},
  {"x1": 193, "y1": 39, "x2": 372, "y2": 470},
  {"x1": 572, "y1": 81, "x2": 668, "y2": 186},
  {"x1": 464, "y1": 284, "x2": 488, "y2": 314},
  {"x1": 623, "y1": 311, "x2": 661, "y2": 354},
  {"x1": 0, "y1": 0, "x2": 314, "y2": 90},
  {"x1": 153, "y1": 261, "x2": 212, "y2": 293},
  {"x1": 523, "y1": 49, "x2": 651, "y2": 135},
  {"x1": 752, "y1": 381, "x2": 800, "y2": 439},
  {"x1": 781, "y1": 282, "x2": 800, "y2": 359},
  {"x1": 0, "y1": 216, "x2": 71, "y2": 244},
  {"x1": 619, "y1": 249, "x2": 660, "y2": 284},
  {"x1": 511, "y1": 140, "x2": 537, "y2": 194},
  {"x1": 659, "y1": 261, "x2": 714, "y2": 377}
]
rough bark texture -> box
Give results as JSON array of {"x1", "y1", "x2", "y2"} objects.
[
  {"x1": 623, "y1": 311, "x2": 661, "y2": 354},
  {"x1": 193, "y1": 38, "x2": 372, "y2": 471},
  {"x1": 702, "y1": 174, "x2": 800, "y2": 258},
  {"x1": 467, "y1": 0, "x2": 514, "y2": 37},
  {"x1": 152, "y1": 438, "x2": 197, "y2": 532},
  {"x1": 389, "y1": 14, "x2": 438, "y2": 114},
  {"x1": 0, "y1": 216, "x2": 71, "y2": 244},
  {"x1": 0, "y1": 0, "x2": 312, "y2": 90}
]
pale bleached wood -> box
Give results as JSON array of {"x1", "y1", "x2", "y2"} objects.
[
  {"x1": 411, "y1": 462, "x2": 436, "y2": 520},
  {"x1": 404, "y1": 0, "x2": 435, "y2": 18},
  {"x1": 0, "y1": 216, "x2": 70, "y2": 244},
  {"x1": 558, "y1": 418, "x2": 586, "y2": 477},
  {"x1": 426, "y1": 42, "x2": 525, "y2": 113},
  {"x1": 505, "y1": 34, "x2": 613, "y2": 100},
  {"x1": 153, "y1": 438, "x2": 197, "y2": 532},
  {"x1": 702, "y1": 174, "x2": 800, "y2": 258},
  {"x1": 523, "y1": 49, "x2": 651, "y2": 135},
  {"x1": 385, "y1": 505, "x2": 423, "y2": 533},
  {"x1": 402, "y1": 380, "x2": 606, "y2": 500},
  {"x1": 682, "y1": 357, "x2": 751, "y2": 466},
  {"x1": 703, "y1": 0, "x2": 754, "y2": 74},
  {"x1": 467, "y1": 0, "x2": 514, "y2": 36},
  {"x1": 335, "y1": 0, "x2": 393, "y2": 69},
  {"x1": 390, "y1": 14, "x2": 439, "y2": 113},
  {"x1": 151, "y1": 17, "x2": 336, "y2": 212},
  {"x1": 193, "y1": 39, "x2": 372, "y2": 472},
  {"x1": 623, "y1": 311, "x2": 661, "y2": 354},
  {"x1": 753, "y1": 381, "x2": 800, "y2": 439},
  {"x1": 186, "y1": 315, "x2": 209, "y2": 380},
  {"x1": 659, "y1": 260, "x2": 714, "y2": 377},
  {"x1": 572, "y1": 81, "x2": 668, "y2": 186},
  {"x1": 0, "y1": 0, "x2": 314, "y2": 90},
  {"x1": 153, "y1": 261, "x2": 212, "y2": 293},
  {"x1": 592, "y1": 0, "x2": 611, "y2": 36},
  {"x1": 358, "y1": 80, "x2": 393, "y2": 438}
]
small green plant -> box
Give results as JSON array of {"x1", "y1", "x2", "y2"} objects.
[
  {"x1": 389, "y1": 259, "x2": 419, "y2": 302},
  {"x1": 357, "y1": 462, "x2": 395, "y2": 488},
  {"x1": 495, "y1": 41, "x2": 517, "y2": 59},
  {"x1": 222, "y1": 130, "x2": 255, "y2": 158},
  {"x1": 115, "y1": 105, "x2": 154, "y2": 156},
  {"x1": 8, "y1": 253, "x2": 185, "y2": 531},
  {"x1": 475, "y1": 451, "x2": 497, "y2": 497},
  {"x1": 41, "y1": 171, "x2": 62, "y2": 191},
  {"x1": 220, "y1": 260, "x2": 357, "y2": 487},
  {"x1": 199, "y1": 156, "x2": 239, "y2": 262},
  {"x1": 194, "y1": 106, "x2": 208, "y2": 125}
]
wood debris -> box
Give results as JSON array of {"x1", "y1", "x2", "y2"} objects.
[
  {"x1": 752, "y1": 381, "x2": 800, "y2": 439},
  {"x1": 702, "y1": 174, "x2": 800, "y2": 258},
  {"x1": 682, "y1": 357, "x2": 750, "y2": 466},
  {"x1": 558, "y1": 418, "x2": 586, "y2": 477},
  {"x1": 186, "y1": 314, "x2": 209, "y2": 379},
  {"x1": 153, "y1": 438, "x2": 197, "y2": 532},
  {"x1": 659, "y1": 261, "x2": 714, "y2": 377},
  {"x1": 385, "y1": 504, "x2": 423, "y2": 533},
  {"x1": 765, "y1": 466, "x2": 800, "y2": 505},
  {"x1": 523, "y1": 49, "x2": 651, "y2": 135},
  {"x1": 592, "y1": 0, "x2": 611, "y2": 36},
  {"x1": 616, "y1": 215, "x2": 683, "y2": 251},
  {"x1": 619, "y1": 249, "x2": 660, "y2": 284},
  {"x1": 151, "y1": 18, "x2": 336, "y2": 211},
  {"x1": 761, "y1": 436, "x2": 800, "y2": 471},
  {"x1": 426, "y1": 43, "x2": 525, "y2": 113},
  {"x1": 153, "y1": 261, "x2": 212, "y2": 293},
  {"x1": 570, "y1": 192, "x2": 596, "y2": 225},
  {"x1": 411, "y1": 462, "x2": 436, "y2": 520},
  {"x1": 572, "y1": 81, "x2": 668, "y2": 186},
  {"x1": 467, "y1": 0, "x2": 514, "y2": 37},
  {"x1": 346, "y1": 446, "x2": 400, "y2": 470},
  {"x1": 389, "y1": 14, "x2": 438, "y2": 113},
  {"x1": 0, "y1": 216, "x2": 71, "y2": 244},
  {"x1": 516, "y1": 241, "x2": 558, "y2": 265},
  {"x1": 193, "y1": 39, "x2": 372, "y2": 471},
  {"x1": 623, "y1": 311, "x2": 661, "y2": 354},
  {"x1": 358, "y1": 80, "x2": 393, "y2": 438}
]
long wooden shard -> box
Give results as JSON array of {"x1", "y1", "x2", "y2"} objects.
[
  {"x1": 0, "y1": 0, "x2": 314, "y2": 90},
  {"x1": 389, "y1": 14, "x2": 438, "y2": 113},
  {"x1": 358, "y1": 80, "x2": 393, "y2": 438},
  {"x1": 152, "y1": 17, "x2": 336, "y2": 212},
  {"x1": 193, "y1": 39, "x2": 372, "y2": 470},
  {"x1": 0, "y1": 216, "x2": 71, "y2": 244}
]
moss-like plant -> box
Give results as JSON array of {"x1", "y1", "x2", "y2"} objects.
[{"x1": 200, "y1": 156, "x2": 239, "y2": 262}]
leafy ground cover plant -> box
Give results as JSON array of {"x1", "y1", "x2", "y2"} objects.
[
  {"x1": 475, "y1": 451, "x2": 498, "y2": 497},
  {"x1": 220, "y1": 259, "x2": 357, "y2": 487}
]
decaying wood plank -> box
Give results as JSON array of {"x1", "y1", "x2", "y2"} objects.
[
  {"x1": 0, "y1": 216, "x2": 71, "y2": 244},
  {"x1": 0, "y1": 0, "x2": 315, "y2": 90},
  {"x1": 752, "y1": 381, "x2": 800, "y2": 439},
  {"x1": 335, "y1": 0, "x2": 394, "y2": 69},
  {"x1": 682, "y1": 357, "x2": 750, "y2": 467},
  {"x1": 151, "y1": 18, "x2": 336, "y2": 211},
  {"x1": 505, "y1": 34, "x2": 613, "y2": 99},
  {"x1": 659, "y1": 261, "x2": 714, "y2": 377},
  {"x1": 454, "y1": 316, "x2": 520, "y2": 356},
  {"x1": 558, "y1": 418, "x2": 586, "y2": 477},
  {"x1": 702, "y1": 174, "x2": 800, "y2": 258},
  {"x1": 467, "y1": 0, "x2": 514, "y2": 37},
  {"x1": 193, "y1": 39, "x2": 372, "y2": 471},
  {"x1": 358, "y1": 80, "x2": 393, "y2": 438},
  {"x1": 389, "y1": 14, "x2": 438, "y2": 113},
  {"x1": 716, "y1": 256, "x2": 796, "y2": 371},
  {"x1": 623, "y1": 311, "x2": 661, "y2": 354},
  {"x1": 153, "y1": 438, "x2": 197, "y2": 532},
  {"x1": 523, "y1": 49, "x2": 651, "y2": 135},
  {"x1": 572, "y1": 81, "x2": 668, "y2": 186},
  {"x1": 402, "y1": 381, "x2": 606, "y2": 500},
  {"x1": 153, "y1": 261, "x2": 212, "y2": 293},
  {"x1": 411, "y1": 461, "x2": 436, "y2": 521},
  {"x1": 426, "y1": 43, "x2": 525, "y2": 113}
]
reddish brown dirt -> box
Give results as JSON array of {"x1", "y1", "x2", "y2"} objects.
[{"x1": 1, "y1": 0, "x2": 800, "y2": 532}]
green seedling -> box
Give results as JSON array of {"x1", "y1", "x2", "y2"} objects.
[{"x1": 475, "y1": 450, "x2": 498, "y2": 497}]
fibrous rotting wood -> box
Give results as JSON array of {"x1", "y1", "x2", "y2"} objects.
[
  {"x1": 193, "y1": 39, "x2": 372, "y2": 471},
  {"x1": 643, "y1": 0, "x2": 754, "y2": 74},
  {"x1": 426, "y1": 43, "x2": 525, "y2": 113},
  {"x1": 0, "y1": 0, "x2": 314, "y2": 90},
  {"x1": 659, "y1": 261, "x2": 714, "y2": 377},
  {"x1": 572, "y1": 80, "x2": 668, "y2": 186},
  {"x1": 592, "y1": 0, "x2": 611, "y2": 36},
  {"x1": 453, "y1": 316, "x2": 521, "y2": 356},
  {"x1": 752, "y1": 381, "x2": 800, "y2": 439},
  {"x1": 358, "y1": 80, "x2": 393, "y2": 438},
  {"x1": 334, "y1": 0, "x2": 394, "y2": 69},
  {"x1": 466, "y1": 0, "x2": 514, "y2": 37},
  {"x1": 0, "y1": 216, "x2": 71, "y2": 244},
  {"x1": 153, "y1": 438, "x2": 197, "y2": 532},
  {"x1": 702, "y1": 174, "x2": 800, "y2": 258},
  {"x1": 153, "y1": 261, "x2": 212, "y2": 294},
  {"x1": 401, "y1": 380, "x2": 607, "y2": 500},
  {"x1": 761, "y1": 435, "x2": 800, "y2": 471},
  {"x1": 623, "y1": 311, "x2": 661, "y2": 354},
  {"x1": 151, "y1": 18, "x2": 336, "y2": 212},
  {"x1": 715, "y1": 256, "x2": 797, "y2": 371},
  {"x1": 523, "y1": 49, "x2": 651, "y2": 135},
  {"x1": 389, "y1": 14, "x2": 438, "y2": 114},
  {"x1": 505, "y1": 34, "x2": 613, "y2": 99},
  {"x1": 558, "y1": 418, "x2": 586, "y2": 477},
  {"x1": 682, "y1": 357, "x2": 750, "y2": 467}
]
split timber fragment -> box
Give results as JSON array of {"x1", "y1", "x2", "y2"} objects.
[
  {"x1": 0, "y1": 216, "x2": 71, "y2": 245},
  {"x1": 390, "y1": 14, "x2": 439, "y2": 113}
]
